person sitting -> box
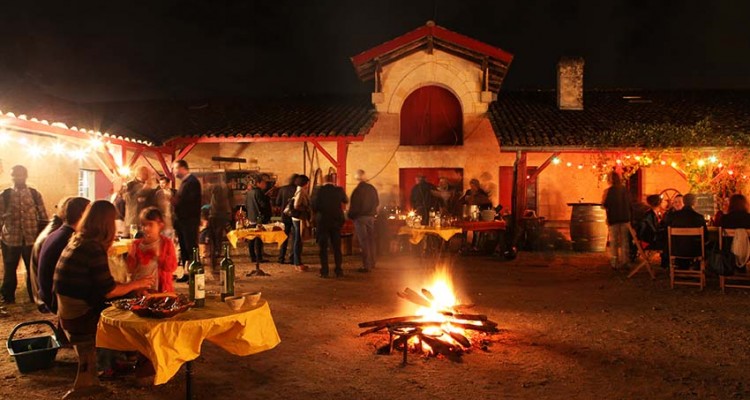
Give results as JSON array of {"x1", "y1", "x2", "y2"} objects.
[
  {"x1": 461, "y1": 179, "x2": 493, "y2": 210},
  {"x1": 635, "y1": 194, "x2": 662, "y2": 249},
  {"x1": 54, "y1": 201, "x2": 153, "y2": 399},
  {"x1": 126, "y1": 207, "x2": 178, "y2": 295},
  {"x1": 663, "y1": 193, "x2": 707, "y2": 270},
  {"x1": 718, "y1": 194, "x2": 750, "y2": 229},
  {"x1": 714, "y1": 197, "x2": 730, "y2": 227},
  {"x1": 37, "y1": 197, "x2": 90, "y2": 314}
]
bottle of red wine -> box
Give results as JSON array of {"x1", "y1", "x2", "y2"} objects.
[
  {"x1": 188, "y1": 247, "x2": 205, "y2": 307},
  {"x1": 220, "y1": 244, "x2": 235, "y2": 301}
]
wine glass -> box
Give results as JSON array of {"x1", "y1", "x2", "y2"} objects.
[{"x1": 129, "y1": 224, "x2": 139, "y2": 238}]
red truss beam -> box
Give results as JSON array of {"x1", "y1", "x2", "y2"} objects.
[
  {"x1": 166, "y1": 136, "x2": 365, "y2": 146},
  {"x1": 350, "y1": 24, "x2": 513, "y2": 68}
]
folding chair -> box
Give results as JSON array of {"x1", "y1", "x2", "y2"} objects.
[
  {"x1": 667, "y1": 227, "x2": 706, "y2": 290},
  {"x1": 627, "y1": 225, "x2": 656, "y2": 279},
  {"x1": 718, "y1": 228, "x2": 750, "y2": 293}
]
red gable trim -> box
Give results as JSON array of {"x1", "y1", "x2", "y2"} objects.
[{"x1": 351, "y1": 24, "x2": 513, "y2": 67}]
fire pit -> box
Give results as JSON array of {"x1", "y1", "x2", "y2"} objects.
[{"x1": 358, "y1": 268, "x2": 499, "y2": 364}]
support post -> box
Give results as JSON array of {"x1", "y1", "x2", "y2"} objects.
[
  {"x1": 526, "y1": 152, "x2": 559, "y2": 183},
  {"x1": 512, "y1": 151, "x2": 528, "y2": 226},
  {"x1": 336, "y1": 140, "x2": 348, "y2": 188}
]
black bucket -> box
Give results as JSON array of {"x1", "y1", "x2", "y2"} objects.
[{"x1": 6, "y1": 320, "x2": 61, "y2": 373}]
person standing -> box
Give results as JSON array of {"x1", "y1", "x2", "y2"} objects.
[
  {"x1": 37, "y1": 197, "x2": 90, "y2": 314},
  {"x1": 245, "y1": 174, "x2": 271, "y2": 263},
  {"x1": 172, "y1": 160, "x2": 202, "y2": 266},
  {"x1": 30, "y1": 199, "x2": 65, "y2": 312},
  {"x1": 121, "y1": 166, "x2": 158, "y2": 229},
  {"x1": 410, "y1": 175, "x2": 436, "y2": 225},
  {"x1": 208, "y1": 176, "x2": 232, "y2": 268},
  {"x1": 348, "y1": 169, "x2": 379, "y2": 273},
  {"x1": 602, "y1": 172, "x2": 632, "y2": 269},
  {"x1": 274, "y1": 174, "x2": 298, "y2": 264},
  {"x1": 291, "y1": 175, "x2": 311, "y2": 271},
  {"x1": 0, "y1": 165, "x2": 48, "y2": 304},
  {"x1": 156, "y1": 176, "x2": 176, "y2": 231},
  {"x1": 311, "y1": 174, "x2": 348, "y2": 278}
]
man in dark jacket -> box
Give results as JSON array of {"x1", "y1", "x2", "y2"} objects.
[
  {"x1": 274, "y1": 174, "x2": 298, "y2": 263},
  {"x1": 602, "y1": 172, "x2": 631, "y2": 269},
  {"x1": 311, "y1": 175, "x2": 348, "y2": 278},
  {"x1": 410, "y1": 175, "x2": 437, "y2": 226},
  {"x1": 666, "y1": 193, "x2": 708, "y2": 269},
  {"x1": 245, "y1": 174, "x2": 271, "y2": 263},
  {"x1": 37, "y1": 197, "x2": 90, "y2": 314},
  {"x1": 172, "y1": 160, "x2": 202, "y2": 265},
  {"x1": 348, "y1": 169, "x2": 379, "y2": 272}
]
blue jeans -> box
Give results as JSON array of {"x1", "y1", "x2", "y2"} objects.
[
  {"x1": 292, "y1": 219, "x2": 303, "y2": 266},
  {"x1": 354, "y1": 216, "x2": 376, "y2": 270}
]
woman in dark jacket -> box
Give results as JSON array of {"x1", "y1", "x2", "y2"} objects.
[{"x1": 54, "y1": 201, "x2": 153, "y2": 398}]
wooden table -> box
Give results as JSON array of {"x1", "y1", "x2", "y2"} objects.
[
  {"x1": 454, "y1": 220, "x2": 507, "y2": 255},
  {"x1": 97, "y1": 300, "x2": 280, "y2": 399}
]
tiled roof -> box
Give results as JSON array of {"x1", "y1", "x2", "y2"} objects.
[
  {"x1": 0, "y1": 84, "x2": 153, "y2": 144},
  {"x1": 488, "y1": 90, "x2": 750, "y2": 150},
  {"x1": 87, "y1": 95, "x2": 377, "y2": 145},
  {"x1": 351, "y1": 22, "x2": 513, "y2": 93}
]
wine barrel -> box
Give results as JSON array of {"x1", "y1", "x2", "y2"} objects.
[{"x1": 568, "y1": 203, "x2": 608, "y2": 252}]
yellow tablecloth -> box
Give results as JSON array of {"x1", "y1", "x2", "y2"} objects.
[
  {"x1": 226, "y1": 229, "x2": 288, "y2": 249},
  {"x1": 397, "y1": 226, "x2": 463, "y2": 245},
  {"x1": 96, "y1": 300, "x2": 281, "y2": 385}
]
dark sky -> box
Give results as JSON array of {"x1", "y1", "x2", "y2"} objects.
[{"x1": 1, "y1": 0, "x2": 749, "y2": 102}]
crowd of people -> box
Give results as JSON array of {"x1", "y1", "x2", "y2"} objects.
[{"x1": 602, "y1": 171, "x2": 750, "y2": 272}]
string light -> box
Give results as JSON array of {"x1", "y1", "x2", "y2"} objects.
[
  {"x1": 118, "y1": 166, "x2": 131, "y2": 177},
  {"x1": 577, "y1": 164, "x2": 584, "y2": 169},
  {"x1": 709, "y1": 156, "x2": 718, "y2": 163},
  {"x1": 670, "y1": 162, "x2": 678, "y2": 168},
  {"x1": 660, "y1": 160, "x2": 666, "y2": 165},
  {"x1": 551, "y1": 157, "x2": 561, "y2": 165},
  {"x1": 697, "y1": 159, "x2": 705, "y2": 167},
  {"x1": 566, "y1": 162, "x2": 572, "y2": 167}
]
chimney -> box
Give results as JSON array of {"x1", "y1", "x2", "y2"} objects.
[{"x1": 557, "y1": 57, "x2": 584, "y2": 110}]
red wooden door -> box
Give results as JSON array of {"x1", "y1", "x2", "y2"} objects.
[
  {"x1": 399, "y1": 168, "x2": 463, "y2": 209},
  {"x1": 400, "y1": 86, "x2": 463, "y2": 145}
]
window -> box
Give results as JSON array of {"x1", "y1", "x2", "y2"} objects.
[
  {"x1": 400, "y1": 86, "x2": 463, "y2": 146},
  {"x1": 78, "y1": 169, "x2": 96, "y2": 200}
]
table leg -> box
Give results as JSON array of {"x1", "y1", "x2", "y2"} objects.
[
  {"x1": 246, "y1": 260, "x2": 271, "y2": 277},
  {"x1": 186, "y1": 360, "x2": 193, "y2": 400}
]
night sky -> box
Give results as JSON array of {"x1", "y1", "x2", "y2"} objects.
[{"x1": 1, "y1": 0, "x2": 749, "y2": 102}]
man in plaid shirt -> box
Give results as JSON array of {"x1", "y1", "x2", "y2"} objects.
[{"x1": 1, "y1": 165, "x2": 48, "y2": 304}]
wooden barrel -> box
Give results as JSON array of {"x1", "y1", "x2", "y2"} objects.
[{"x1": 568, "y1": 203, "x2": 608, "y2": 252}]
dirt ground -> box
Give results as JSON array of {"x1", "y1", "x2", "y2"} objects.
[{"x1": 2, "y1": 245, "x2": 750, "y2": 400}]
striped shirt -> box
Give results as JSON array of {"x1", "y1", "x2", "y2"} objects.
[{"x1": 53, "y1": 238, "x2": 115, "y2": 319}]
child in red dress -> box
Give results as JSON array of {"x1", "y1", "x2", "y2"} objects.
[{"x1": 127, "y1": 207, "x2": 177, "y2": 294}]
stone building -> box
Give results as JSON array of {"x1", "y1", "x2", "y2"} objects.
[{"x1": 2, "y1": 22, "x2": 750, "y2": 229}]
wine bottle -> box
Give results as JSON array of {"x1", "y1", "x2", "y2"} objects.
[
  {"x1": 220, "y1": 244, "x2": 235, "y2": 301},
  {"x1": 188, "y1": 247, "x2": 205, "y2": 307}
]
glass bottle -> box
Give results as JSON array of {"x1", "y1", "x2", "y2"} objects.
[
  {"x1": 220, "y1": 244, "x2": 235, "y2": 301},
  {"x1": 188, "y1": 247, "x2": 205, "y2": 307}
]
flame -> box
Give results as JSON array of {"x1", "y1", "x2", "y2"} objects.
[{"x1": 409, "y1": 266, "x2": 475, "y2": 353}]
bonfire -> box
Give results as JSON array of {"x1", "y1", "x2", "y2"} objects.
[{"x1": 358, "y1": 267, "x2": 499, "y2": 363}]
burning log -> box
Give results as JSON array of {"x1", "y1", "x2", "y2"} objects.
[
  {"x1": 397, "y1": 288, "x2": 432, "y2": 308},
  {"x1": 358, "y1": 316, "x2": 422, "y2": 328},
  {"x1": 447, "y1": 331, "x2": 471, "y2": 348},
  {"x1": 421, "y1": 288, "x2": 435, "y2": 301},
  {"x1": 439, "y1": 311, "x2": 489, "y2": 321},
  {"x1": 418, "y1": 333, "x2": 463, "y2": 362},
  {"x1": 450, "y1": 322, "x2": 499, "y2": 333}
]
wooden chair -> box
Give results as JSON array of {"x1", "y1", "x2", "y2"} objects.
[
  {"x1": 627, "y1": 225, "x2": 656, "y2": 280},
  {"x1": 718, "y1": 228, "x2": 750, "y2": 292},
  {"x1": 667, "y1": 227, "x2": 706, "y2": 290}
]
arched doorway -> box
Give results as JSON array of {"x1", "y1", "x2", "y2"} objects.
[{"x1": 400, "y1": 85, "x2": 463, "y2": 145}]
